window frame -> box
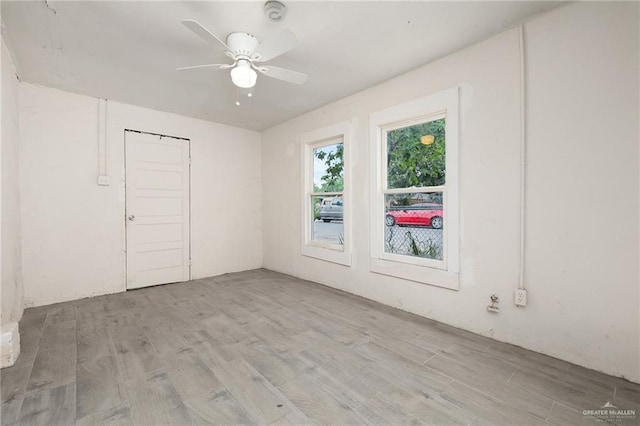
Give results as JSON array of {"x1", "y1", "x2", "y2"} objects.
[
  {"x1": 301, "y1": 120, "x2": 353, "y2": 266},
  {"x1": 369, "y1": 88, "x2": 459, "y2": 289}
]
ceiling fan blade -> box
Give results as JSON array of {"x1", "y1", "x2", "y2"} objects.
[
  {"x1": 181, "y1": 19, "x2": 230, "y2": 50},
  {"x1": 176, "y1": 63, "x2": 234, "y2": 71},
  {"x1": 257, "y1": 65, "x2": 307, "y2": 85},
  {"x1": 252, "y1": 29, "x2": 299, "y2": 62}
]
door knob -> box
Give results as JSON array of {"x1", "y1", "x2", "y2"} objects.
[{"x1": 128, "y1": 215, "x2": 135, "y2": 221}]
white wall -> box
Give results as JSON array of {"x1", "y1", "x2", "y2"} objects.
[
  {"x1": 1, "y1": 37, "x2": 24, "y2": 326},
  {"x1": 261, "y1": 2, "x2": 639, "y2": 382},
  {"x1": 524, "y1": 2, "x2": 639, "y2": 382},
  {"x1": 20, "y1": 83, "x2": 262, "y2": 306}
]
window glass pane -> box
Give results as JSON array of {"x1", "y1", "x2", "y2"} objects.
[
  {"x1": 383, "y1": 192, "x2": 443, "y2": 260},
  {"x1": 312, "y1": 195, "x2": 344, "y2": 246},
  {"x1": 313, "y1": 143, "x2": 344, "y2": 192},
  {"x1": 387, "y1": 118, "x2": 445, "y2": 189}
]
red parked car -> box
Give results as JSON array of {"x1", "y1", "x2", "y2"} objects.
[{"x1": 385, "y1": 203, "x2": 443, "y2": 229}]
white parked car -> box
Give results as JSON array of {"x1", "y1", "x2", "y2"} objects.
[{"x1": 319, "y1": 197, "x2": 343, "y2": 222}]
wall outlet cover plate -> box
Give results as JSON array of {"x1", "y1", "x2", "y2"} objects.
[{"x1": 515, "y1": 289, "x2": 527, "y2": 307}]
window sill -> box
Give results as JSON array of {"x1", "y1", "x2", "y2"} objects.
[
  {"x1": 302, "y1": 244, "x2": 352, "y2": 267},
  {"x1": 370, "y1": 257, "x2": 459, "y2": 290}
]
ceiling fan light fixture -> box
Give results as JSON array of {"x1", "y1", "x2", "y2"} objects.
[
  {"x1": 230, "y1": 60, "x2": 257, "y2": 88},
  {"x1": 180, "y1": 20, "x2": 307, "y2": 92}
]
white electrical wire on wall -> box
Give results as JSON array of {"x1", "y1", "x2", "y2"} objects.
[{"x1": 518, "y1": 24, "x2": 527, "y2": 291}]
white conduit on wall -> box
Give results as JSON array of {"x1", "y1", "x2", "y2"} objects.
[
  {"x1": 97, "y1": 98, "x2": 109, "y2": 185},
  {"x1": 518, "y1": 25, "x2": 527, "y2": 291}
]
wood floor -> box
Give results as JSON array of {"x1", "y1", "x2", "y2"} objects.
[{"x1": 1, "y1": 269, "x2": 638, "y2": 425}]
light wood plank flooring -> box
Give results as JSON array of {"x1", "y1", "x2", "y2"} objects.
[{"x1": 2, "y1": 269, "x2": 638, "y2": 425}]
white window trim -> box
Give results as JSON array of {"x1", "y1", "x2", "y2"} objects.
[
  {"x1": 301, "y1": 120, "x2": 353, "y2": 266},
  {"x1": 369, "y1": 87, "x2": 459, "y2": 290}
]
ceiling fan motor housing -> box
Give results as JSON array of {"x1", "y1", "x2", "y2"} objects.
[{"x1": 226, "y1": 32, "x2": 260, "y2": 59}]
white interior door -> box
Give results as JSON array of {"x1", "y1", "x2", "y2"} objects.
[{"x1": 125, "y1": 130, "x2": 190, "y2": 290}]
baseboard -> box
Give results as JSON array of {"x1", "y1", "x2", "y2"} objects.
[{"x1": 1, "y1": 322, "x2": 20, "y2": 368}]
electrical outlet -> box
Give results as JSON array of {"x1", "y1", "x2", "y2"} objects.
[
  {"x1": 97, "y1": 176, "x2": 110, "y2": 186},
  {"x1": 515, "y1": 289, "x2": 527, "y2": 307}
]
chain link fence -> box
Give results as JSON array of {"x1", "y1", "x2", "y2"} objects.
[{"x1": 384, "y1": 223, "x2": 443, "y2": 260}]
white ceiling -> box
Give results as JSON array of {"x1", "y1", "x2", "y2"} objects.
[{"x1": 2, "y1": 1, "x2": 561, "y2": 131}]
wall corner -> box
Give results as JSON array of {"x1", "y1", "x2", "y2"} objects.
[{"x1": 0, "y1": 322, "x2": 20, "y2": 368}]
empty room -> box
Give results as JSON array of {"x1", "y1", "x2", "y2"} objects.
[{"x1": 1, "y1": 1, "x2": 639, "y2": 425}]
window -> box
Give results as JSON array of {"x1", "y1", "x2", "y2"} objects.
[
  {"x1": 301, "y1": 121, "x2": 352, "y2": 266},
  {"x1": 384, "y1": 119, "x2": 446, "y2": 262},
  {"x1": 369, "y1": 88, "x2": 459, "y2": 289}
]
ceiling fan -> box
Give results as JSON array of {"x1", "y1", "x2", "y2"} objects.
[{"x1": 178, "y1": 20, "x2": 307, "y2": 90}]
